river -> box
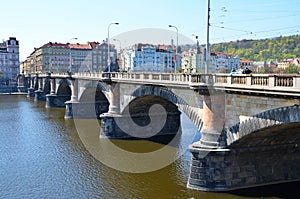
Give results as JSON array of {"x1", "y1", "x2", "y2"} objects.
[{"x1": 0, "y1": 94, "x2": 297, "y2": 199}]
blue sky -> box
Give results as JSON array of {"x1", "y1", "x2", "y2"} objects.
[{"x1": 1, "y1": 0, "x2": 299, "y2": 61}]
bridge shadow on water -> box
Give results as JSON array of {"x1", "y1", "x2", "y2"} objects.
[
  {"x1": 228, "y1": 181, "x2": 300, "y2": 199},
  {"x1": 109, "y1": 130, "x2": 183, "y2": 154}
]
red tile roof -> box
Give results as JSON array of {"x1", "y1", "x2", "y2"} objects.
[
  {"x1": 69, "y1": 43, "x2": 91, "y2": 49},
  {"x1": 88, "y1": 41, "x2": 100, "y2": 48},
  {"x1": 42, "y1": 42, "x2": 69, "y2": 48}
]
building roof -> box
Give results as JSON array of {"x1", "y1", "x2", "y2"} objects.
[
  {"x1": 69, "y1": 43, "x2": 92, "y2": 50},
  {"x1": 240, "y1": 59, "x2": 253, "y2": 63},
  {"x1": 42, "y1": 42, "x2": 69, "y2": 48},
  {"x1": 88, "y1": 41, "x2": 100, "y2": 48}
]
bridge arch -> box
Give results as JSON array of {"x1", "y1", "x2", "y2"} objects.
[
  {"x1": 78, "y1": 83, "x2": 110, "y2": 118},
  {"x1": 225, "y1": 104, "x2": 300, "y2": 146},
  {"x1": 57, "y1": 79, "x2": 71, "y2": 96},
  {"x1": 121, "y1": 84, "x2": 203, "y2": 130}
]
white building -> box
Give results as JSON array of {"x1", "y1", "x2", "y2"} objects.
[
  {"x1": 123, "y1": 43, "x2": 181, "y2": 72},
  {"x1": 0, "y1": 37, "x2": 19, "y2": 84},
  {"x1": 181, "y1": 49, "x2": 205, "y2": 73},
  {"x1": 210, "y1": 52, "x2": 240, "y2": 72}
]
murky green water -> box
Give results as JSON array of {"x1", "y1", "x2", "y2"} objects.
[{"x1": 0, "y1": 95, "x2": 295, "y2": 198}]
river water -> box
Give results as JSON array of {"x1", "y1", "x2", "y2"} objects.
[{"x1": 0, "y1": 95, "x2": 296, "y2": 199}]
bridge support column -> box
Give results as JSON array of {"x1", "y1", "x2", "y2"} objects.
[
  {"x1": 64, "y1": 79, "x2": 79, "y2": 119},
  {"x1": 200, "y1": 90, "x2": 226, "y2": 147},
  {"x1": 34, "y1": 77, "x2": 45, "y2": 101},
  {"x1": 108, "y1": 83, "x2": 120, "y2": 114},
  {"x1": 99, "y1": 82, "x2": 121, "y2": 137},
  {"x1": 187, "y1": 88, "x2": 227, "y2": 191},
  {"x1": 27, "y1": 76, "x2": 35, "y2": 97},
  {"x1": 46, "y1": 78, "x2": 58, "y2": 108}
]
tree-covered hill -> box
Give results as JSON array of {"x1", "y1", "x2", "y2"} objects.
[{"x1": 210, "y1": 35, "x2": 300, "y2": 61}]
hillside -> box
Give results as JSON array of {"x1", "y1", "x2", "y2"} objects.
[{"x1": 210, "y1": 35, "x2": 300, "y2": 61}]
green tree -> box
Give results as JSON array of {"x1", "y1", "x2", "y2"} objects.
[
  {"x1": 210, "y1": 35, "x2": 300, "y2": 61},
  {"x1": 285, "y1": 64, "x2": 299, "y2": 74}
]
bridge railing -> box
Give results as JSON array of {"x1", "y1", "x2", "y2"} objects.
[
  {"x1": 213, "y1": 74, "x2": 300, "y2": 89},
  {"x1": 29, "y1": 72, "x2": 300, "y2": 91}
]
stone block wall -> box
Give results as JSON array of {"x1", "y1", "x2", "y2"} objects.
[
  {"x1": 225, "y1": 93, "x2": 300, "y2": 127},
  {"x1": 188, "y1": 142, "x2": 300, "y2": 191}
]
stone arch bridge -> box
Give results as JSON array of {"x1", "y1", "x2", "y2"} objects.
[{"x1": 18, "y1": 72, "x2": 300, "y2": 192}]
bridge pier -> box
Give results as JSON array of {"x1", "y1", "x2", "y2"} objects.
[
  {"x1": 99, "y1": 110, "x2": 181, "y2": 139},
  {"x1": 34, "y1": 77, "x2": 45, "y2": 101},
  {"x1": 100, "y1": 82, "x2": 121, "y2": 137},
  {"x1": 27, "y1": 75, "x2": 36, "y2": 97},
  {"x1": 46, "y1": 78, "x2": 57, "y2": 108},
  {"x1": 187, "y1": 88, "x2": 227, "y2": 191},
  {"x1": 188, "y1": 141, "x2": 300, "y2": 191},
  {"x1": 27, "y1": 88, "x2": 35, "y2": 97},
  {"x1": 64, "y1": 79, "x2": 78, "y2": 118}
]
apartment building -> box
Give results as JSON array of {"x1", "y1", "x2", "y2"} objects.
[{"x1": 0, "y1": 37, "x2": 19, "y2": 84}]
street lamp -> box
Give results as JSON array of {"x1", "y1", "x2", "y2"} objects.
[
  {"x1": 168, "y1": 24, "x2": 178, "y2": 73},
  {"x1": 107, "y1": 22, "x2": 119, "y2": 72},
  {"x1": 69, "y1": 37, "x2": 78, "y2": 74}
]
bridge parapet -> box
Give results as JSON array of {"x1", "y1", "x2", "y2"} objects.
[{"x1": 29, "y1": 72, "x2": 300, "y2": 90}]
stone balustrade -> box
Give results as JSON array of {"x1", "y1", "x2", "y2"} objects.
[{"x1": 26, "y1": 72, "x2": 300, "y2": 95}]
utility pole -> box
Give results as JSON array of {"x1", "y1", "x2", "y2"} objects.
[{"x1": 206, "y1": 0, "x2": 210, "y2": 74}]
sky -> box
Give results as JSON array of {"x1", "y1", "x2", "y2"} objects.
[{"x1": 1, "y1": 0, "x2": 299, "y2": 61}]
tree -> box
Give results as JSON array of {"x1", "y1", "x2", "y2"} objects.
[{"x1": 285, "y1": 64, "x2": 299, "y2": 74}]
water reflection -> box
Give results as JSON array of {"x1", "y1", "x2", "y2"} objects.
[{"x1": 1, "y1": 95, "x2": 297, "y2": 198}]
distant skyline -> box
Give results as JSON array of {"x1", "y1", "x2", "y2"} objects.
[{"x1": 1, "y1": 0, "x2": 299, "y2": 61}]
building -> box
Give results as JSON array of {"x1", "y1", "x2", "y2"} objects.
[
  {"x1": 90, "y1": 41, "x2": 118, "y2": 72},
  {"x1": 69, "y1": 43, "x2": 92, "y2": 72},
  {"x1": 123, "y1": 43, "x2": 181, "y2": 72},
  {"x1": 181, "y1": 49, "x2": 205, "y2": 73},
  {"x1": 210, "y1": 52, "x2": 240, "y2": 72},
  {"x1": 23, "y1": 41, "x2": 117, "y2": 74},
  {"x1": 239, "y1": 59, "x2": 253, "y2": 68},
  {"x1": 0, "y1": 37, "x2": 19, "y2": 84},
  {"x1": 277, "y1": 59, "x2": 295, "y2": 70}
]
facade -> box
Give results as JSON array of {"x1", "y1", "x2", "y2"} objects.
[
  {"x1": 123, "y1": 43, "x2": 181, "y2": 72},
  {"x1": 210, "y1": 52, "x2": 240, "y2": 72},
  {"x1": 277, "y1": 59, "x2": 294, "y2": 69},
  {"x1": 90, "y1": 41, "x2": 118, "y2": 72},
  {"x1": 181, "y1": 49, "x2": 205, "y2": 73},
  {"x1": 24, "y1": 41, "x2": 117, "y2": 74},
  {"x1": 0, "y1": 37, "x2": 19, "y2": 84},
  {"x1": 69, "y1": 43, "x2": 92, "y2": 72},
  {"x1": 240, "y1": 59, "x2": 253, "y2": 68},
  {"x1": 26, "y1": 42, "x2": 70, "y2": 74}
]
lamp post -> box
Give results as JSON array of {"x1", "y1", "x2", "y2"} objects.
[
  {"x1": 107, "y1": 22, "x2": 119, "y2": 72},
  {"x1": 69, "y1": 37, "x2": 78, "y2": 74},
  {"x1": 168, "y1": 25, "x2": 178, "y2": 73}
]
